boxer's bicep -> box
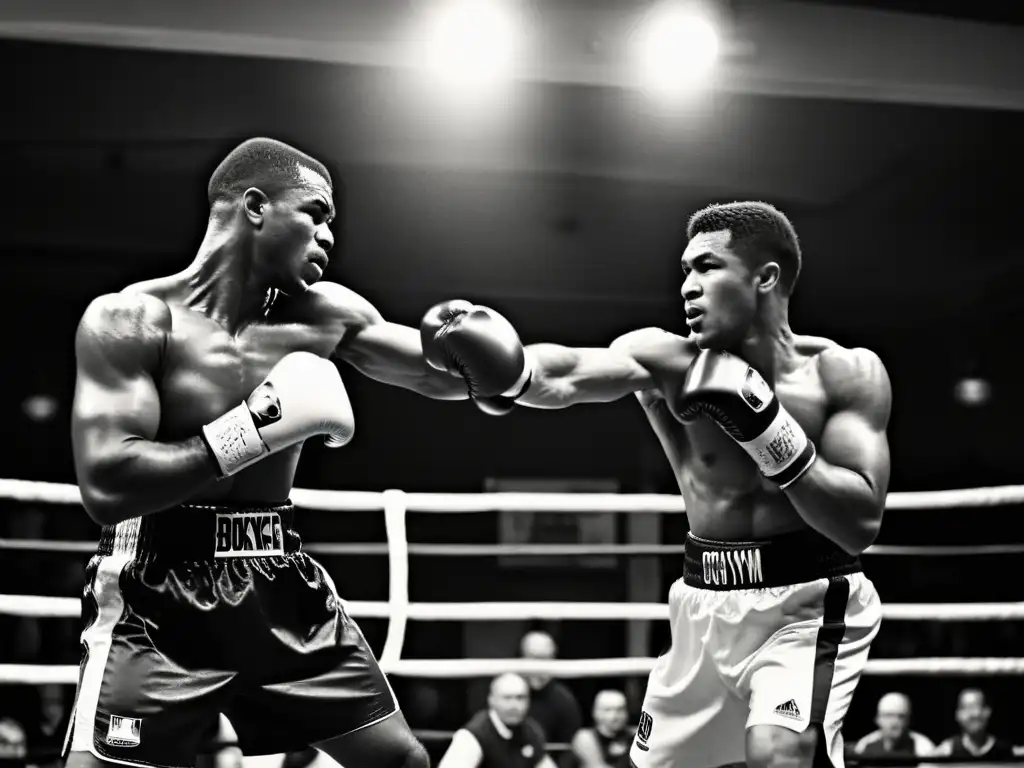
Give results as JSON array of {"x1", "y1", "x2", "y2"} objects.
[
  {"x1": 72, "y1": 295, "x2": 166, "y2": 467},
  {"x1": 818, "y1": 348, "x2": 892, "y2": 504}
]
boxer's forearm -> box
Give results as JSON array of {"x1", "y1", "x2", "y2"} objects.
[
  {"x1": 78, "y1": 436, "x2": 220, "y2": 524},
  {"x1": 356, "y1": 358, "x2": 469, "y2": 400},
  {"x1": 336, "y1": 322, "x2": 470, "y2": 401},
  {"x1": 516, "y1": 344, "x2": 652, "y2": 409},
  {"x1": 782, "y1": 457, "x2": 883, "y2": 555}
]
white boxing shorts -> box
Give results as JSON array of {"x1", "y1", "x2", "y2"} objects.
[{"x1": 630, "y1": 530, "x2": 881, "y2": 768}]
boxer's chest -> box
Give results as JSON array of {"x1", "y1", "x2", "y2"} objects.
[
  {"x1": 645, "y1": 356, "x2": 831, "y2": 488},
  {"x1": 154, "y1": 309, "x2": 338, "y2": 439}
]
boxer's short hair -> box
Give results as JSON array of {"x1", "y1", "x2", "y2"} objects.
[
  {"x1": 207, "y1": 138, "x2": 332, "y2": 206},
  {"x1": 686, "y1": 201, "x2": 802, "y2": 294}
]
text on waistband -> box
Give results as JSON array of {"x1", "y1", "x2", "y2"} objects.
[
  {"x1": 702, "y1": 547, "x2": 764, "y2": 586},
  {"x1": 214, "y1": 512, "x2": 285, "y2": 558}
]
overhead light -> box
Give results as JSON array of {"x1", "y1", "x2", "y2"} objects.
[
  {"x1": 633, "y1": 2, "x2": 721, "y2": 97},
  {"x1": 421, "y1": 0, "x2": 521, "y2": 93}
]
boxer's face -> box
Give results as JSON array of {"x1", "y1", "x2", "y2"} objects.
[
  {"x1": 253, "y1": 168, "x2": 335, "y2": 294},
  {"x1": 681, "y1": 229, "x2": 759, "y2": 350}
]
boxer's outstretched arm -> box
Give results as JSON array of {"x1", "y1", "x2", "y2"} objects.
[
  {"x1": 783, "y1": 347, "x2": 892, "y2": 555},
  {"x1": 517, "y1": 328, "x2": 693, "y2": 409},
  {"x1": 71, "y1": 294, "x2": 219, "y2": 525},
  {"x1": 325, "y1": 286, "x2": 468, "y2": 400}
]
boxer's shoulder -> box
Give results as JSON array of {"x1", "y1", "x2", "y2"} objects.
[
  {"x1": 611, "y1": 327, "x2": 696, "y2": 370},
  {"x1": 78, "y1": 289, "x2": 172, "y2": 340},
  {"x1": 803, "y1": 338, "x2": 889, "y2": 410},
  {"x1": 293, "y1": 280, "x2": 383, "y2": 331},
  {"x1": 612, "y1": 328, "x2": 696, "y2": 404},
  {"x1": 76, "y1": 291, "x2": 170, "y2": 373}
]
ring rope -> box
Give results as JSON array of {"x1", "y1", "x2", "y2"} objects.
[
  {"x1": 3, "y1": 595, "x2": 1022, "y2": 621},
  {"x1": 3, "y1": 478, "x2": 1021, "y2": 695},
  {"x1": 4, "y1": 538, "x2": 1024, "y2": 558},
  {"x1": 3, "y1": 479, "x2": 1024, "y2": 512},
  {"x1": 380, "y1": 489, "x2": 409, "y2": 665},
  {"x1": 2, "y1": 656, "x2": 1022, "y2": 686}
]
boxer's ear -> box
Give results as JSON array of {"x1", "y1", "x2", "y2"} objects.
[
  {"x1": 243, "y1": 188, "x2": 270, "y2": 227},
  {"x1": 755, "y1": 262, "x2": 781, "y2": 294}
]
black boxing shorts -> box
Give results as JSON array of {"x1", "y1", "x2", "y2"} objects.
[{"x1": 63, "y1": 501, "x2": 397, "y2": 768}]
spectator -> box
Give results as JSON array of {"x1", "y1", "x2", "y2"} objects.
[
  {"x1": 439, "y1": 673, "x2": 555, "y2": 768},
  {"x1": 24, "y1": 683, "x2": 72, "y2": 768},
  {"x1": 934, "y1": 688, "x2": 1014, "y2": 759},
  {"x1": 0, "y1": 717, "x2": 27, "y2": 761},
  {"x1": 519, "y1": 631, "x2": 583, "y2": 752},
  {"x1": 853, "y1": 692, "x2": 934, "y2": 758},
  {"x1": 571, "y1": 690, "x2": 633, "y2": 768}
]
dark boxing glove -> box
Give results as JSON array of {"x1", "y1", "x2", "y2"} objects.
[
  {"x1": 676, "y1": 350, "x2": 817, "y2": 488},
  {"x1": 420, "y1": 300, "x2": 532, "y2": 413}
]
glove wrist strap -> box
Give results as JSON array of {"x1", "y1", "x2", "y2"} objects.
[
  {"x1": 201, "y1": 403, "x2": 267, "y2": 477},
  {"x1": 738, "y1": 404, "x2": 817, "y2": 485},
  {"x1": 500, "y1": 355, "x2": 534, "y2": 400}
]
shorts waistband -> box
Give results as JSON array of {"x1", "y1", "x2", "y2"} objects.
[
  {"x1": 97, "y1": 501, "x2": 302, "y2": 561},
  {"x1": 683, "y1": 529, "x2": 861, "y2": 590}
]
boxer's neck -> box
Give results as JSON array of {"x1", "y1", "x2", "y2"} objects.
[
  {"x1": 185, "y1": 225, "x2": 273, "y2": 332},
  {"x1": 734, "y1": 300, "x2": 795, "y2": 382}
]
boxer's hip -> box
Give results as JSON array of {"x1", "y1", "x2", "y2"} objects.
[
  {"x1": 95, "y1": 500, "x2": 303, "y2": 563},
  {"x1": 648, "y1": 530, "x2": 879, "y2": 714},
  {"x1": 83, "y1": 502, "x2": 341, "y2": 671}
]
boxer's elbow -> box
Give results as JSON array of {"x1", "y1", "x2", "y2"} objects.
[
  {"x1": 843, "y1": 513, "x2": 882, "y2": 555},
  {"x1": 79, "y1": 484, "x2": 124, "y2": 526},
  {"x1": 77, "y1": 454, "x2": 140, "y2": 525}
]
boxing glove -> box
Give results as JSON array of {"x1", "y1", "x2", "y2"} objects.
[
  {"x1": 420, "y1": 300, "x2": 532, "y2": 407},
  {"x1": 676, "y1": 350, "x2": 816, "y2": 488},
  {"x1": 201, "y1": 352, "x2": 355, "y2": 477}
]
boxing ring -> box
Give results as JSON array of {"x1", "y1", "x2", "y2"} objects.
[{"x1": 1, "y1": 478, "x2": 1024, "y2": 762}]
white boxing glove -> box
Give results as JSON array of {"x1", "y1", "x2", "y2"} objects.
[{"x1": 201, "y1": 352, "x2": 354, "y2": 477}]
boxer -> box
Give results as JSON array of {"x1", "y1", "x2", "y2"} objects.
[
  {"x1": 66, "y1": 137, "x2": 527, "y2": 768},
  {"x1": 463, "y1": 202, "x2": 891, "y2": 768}
]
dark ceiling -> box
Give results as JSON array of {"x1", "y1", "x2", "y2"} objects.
[
  {"x1": 802, "y1": 0, "x2": 1024, "y2": 26},
  {"x1": 4, "y1": 37, "x2": 1020, "y2": 337}
]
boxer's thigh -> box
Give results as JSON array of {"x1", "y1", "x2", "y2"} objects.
[
  {"x1": 629, "y1": 580, "x2": 747, "y2": 768},
  {"x1": 65, "y1": 554, "x2": 235, "y2": 768},
  {"x1": 226, "y1": 554, "x2": 403, "y2": 758},
  {"x1": 314, "y1": 709, "x2": 428, "y2": 768},
  {"x1": 745, "y1": 574, "x2": 881, "y2": 768}
]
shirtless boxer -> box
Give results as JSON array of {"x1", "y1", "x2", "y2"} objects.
[
  {"x1": 66, "y1": 137, "x2": 526, "y2": 768},
  {"x1": 458, "y1": 202, "x2": 892, "y2": 768}
]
